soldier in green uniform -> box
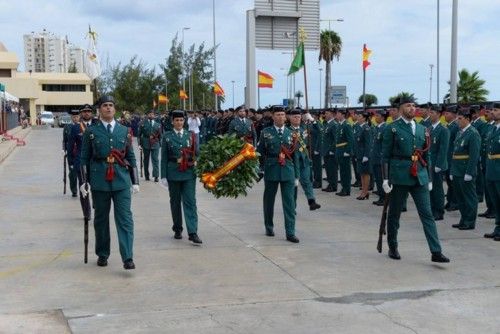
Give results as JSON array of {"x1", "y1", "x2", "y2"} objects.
[
  {"x1": 228, "y1": 105, "x2": 257, "y2": 146},
  {"x1": 288, "y1": 108, "x2": 321, "y2": 210},
  {"x1": 483, "y1": 102, "x2": 500, "y2": 240},
  {"x1": 370, "y1": 109, "x2": 388, "y2": 205},
  {"x1": 382, "y1": 96, "x2": 449, "y2": 263},
  {"x1": 335, "y1": 108, "x2": 354, "y2": 196},
  {"x1": 321, "y1": 108, "x2": 338, "y2": 192},
  {"x1": 479, "y1": 105, "x2": 497, "y2": 219},
  {"x1": 470, "y1": 105, "x2": 488, "y2": 203},
  {"x1": 418, "y1": 103, "x2": 432, "y2": 128},
  {"x1": 138, "y1": 110, "x2": 162, "y2": 182},
  {"x1": 450, "y1": 107, "x2": 482, "y2": 230},
  {"x1": 257, "y1": 106, "x2": 300, "y2": 243},
  {"x1": 160, "y1": 110, "x2": 202, "y2": 244},
  {"x1": 428, "y1": 105, "x2": 449, "y2": 221},
  {"x1": 354, "y1": 110, "x2": 372, "y2": 200},
  {"x1": 444, "y1": 105, "x2": 460, "y2": 211},
  {"x1": 80, "y1": 95, "x2": 140, "y2": 270},
  {"x1": 63, "y1": 111, "x2": 80, "y2": 197},
  {"x1": 310, "y1": 110, "x2": 324, "y2": 189},
  {"x1": 351, "y1": 114, "x2": 361, "y2": 188}
]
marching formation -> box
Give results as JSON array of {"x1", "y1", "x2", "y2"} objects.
[{"x1": 62, "y1": 96, "x2": 500, "y2": 269}]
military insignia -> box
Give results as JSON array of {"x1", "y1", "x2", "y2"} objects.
[
  {"x1": 299, "y1": 147, "x2": 304, "y2": 152},
  {"x1": 89, "y1": 133, "x2": 95, "y2": 140},
  {"x1": 461, "y1": 140, "x2": 465, "y2": 147},
  {"x1": 433, "y1": 137, "x2": 437, "y2": 144},
  {"x1": 392, "y1": 128, "x2": 396, "y2": 133}
]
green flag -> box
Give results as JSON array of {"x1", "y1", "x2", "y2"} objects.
[{"x1": 288, "y1": 42, "x2": 305, "y2": 75}]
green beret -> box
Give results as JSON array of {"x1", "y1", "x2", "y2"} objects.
[{"x1": 171, "y1": 110, "x2": 185, "y2": 119}]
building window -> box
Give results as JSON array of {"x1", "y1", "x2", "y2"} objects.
[{"x1": 42, "y1": 84, "x2": 86, "y2": 92}]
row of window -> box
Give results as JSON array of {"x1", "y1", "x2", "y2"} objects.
[{"x1": 42, "y1": 84, "x2": 86, "y2": 92}]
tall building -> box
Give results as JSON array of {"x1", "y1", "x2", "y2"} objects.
[{"x1": 23, "y1": 29, "x2": 84, "y2": 73}]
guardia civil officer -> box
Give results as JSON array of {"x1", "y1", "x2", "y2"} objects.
[
  {"x1": 450, "y1": 107, "x2": 481, "y2": 230},
  {"x1": 160, "y1": 110, "x2": 202, "y2": 244},
  {"x1": 321, "y1": 108, "x2": 338, "y2": 192},
  {"x1": 63, "y1": 111, "x2": 80, "y2": 197},
  {"x1": 370, "y1": 109, "x2": 388, "y2": 205},
  {"x1": 381, "y1": 96, "x2": 449, "y2": 263},
  {"x1": 257, "y1": 106, "x2": 300, "y2": 243},
  {"x1": 80, "y1": 95, "x2": 140, "y2": 270},
  {"x1": 483, "y1": 102, "x2": 500, "y2": 241},
  {"x1": 138, "y1": 110, "x2": 162, "y2": 182}
]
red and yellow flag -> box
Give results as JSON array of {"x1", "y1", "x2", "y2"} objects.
[
  {"x1": 362, "y1": 44, "x2": 372, "y2": 70},
  {"x1": 153, "y1": 99, "x2": 157, "y2": 108},
  {"x1": 179, "y1": 90, "x2": 188, "y2": 100},
  {"x1": 158, "y1": 94, "x2": 168, "y2": 104},
  {"x1": 214, "y1": 82, "x2": 225, "y2": 96},
  {"x1": 258, "y1": 70, "x2": 274, "y2": 88}
]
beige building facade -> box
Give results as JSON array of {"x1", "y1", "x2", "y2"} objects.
[{"x1": 0, "y1": 42, "x2": 93, "y2": 125}]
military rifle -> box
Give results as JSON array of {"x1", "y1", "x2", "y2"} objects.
[
  {"x1": 377, "y1": 194, "x2": 390, "y2": 253},
  {"x1": 140, "y1": 148, "x2": 143, "y2": 178},
  {"x1": 63, "y1": 152, "x2": 67, "y2": 194},
  {"x1": 81, "y1": 183, "x2": 91, "y2": 263}
]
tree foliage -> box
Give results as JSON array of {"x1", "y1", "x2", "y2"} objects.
[
  {"x1": 318, "y1": 30, "x2": 342, "y2": 108},
  {"x1": 444, "y1": 69, "x2": 489, "y2": 104},
  {"x1": 358, "y1": 94, "x2": 378, "y2": 107},
  {"x1": 389, "y1": 92, "x2": 416, "y2": 106}
]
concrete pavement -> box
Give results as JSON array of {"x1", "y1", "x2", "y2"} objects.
[{"x1": 0, "y1": 128, "x2": 499, "y2": 333}]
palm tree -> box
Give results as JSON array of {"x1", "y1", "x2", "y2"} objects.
[
  {"x1": 295, "y1": 91, "x2": 304, "y2": 108},
  {"x1": 444, "y1": 69, "x2": 489, "y2": 104},
  {"x1": 318, "y1": 30, "x2": 342, "y2": 109},
  {"x1": 358, "y1": 94, "x2": 378, "y2": 107},
  {"x1": 389, "y1": 92, "x2": 416, "y2": 106}
]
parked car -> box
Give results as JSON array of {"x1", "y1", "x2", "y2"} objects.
[
  {"x1": 39, "y1": 111, "x2": 55, "y2": 127},
  {"x1": 58, "y1": 113, "x2": 72, "y2": 127}
]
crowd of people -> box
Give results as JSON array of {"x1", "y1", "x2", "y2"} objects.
[{"x1": 62, "y1": 95, "x2": 500, "y2": 269}]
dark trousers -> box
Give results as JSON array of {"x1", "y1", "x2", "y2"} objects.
[
  {"x1": 482, "y1": 159, "x2": 495, "y2": 213},
  {"x1": 92, "y1": 189, "x2": 134, "y2": 262},
  {"x1": 387, "y1": 184, "x2": 442, "y2": 253},
  {"x1": 143, "y1": 148, "x2": 159, "y2": 178},
  {"x1": 312, "y1": 153, "x2": 323, "y2": 186},
  {"x1": 486, "y1": 180, "x2": 500, "y2": 235},
  {"x1": 324, "y1": 154, "x2": 338, "y2": 190},
  {"x1": 453, "y1": 177, "x2": 478, "y2": 228},
  {"x1": 372, "y1": 163, "x2": 383, "y2": 200},
  {"x1": 168, "y1": 178, "x2": 198, "y2": 234},
  {"x1": 68, "y1": 157, "x2": 78, "y2": 195},
  {"x1": 430, "y1": 170, "x2": 445, "y2": 218},
  {"x1": 445, "y1": 171, "x2": 458, "y2": 208},
  {"x1": 338, "y1": 156, "x2": 352, "y2": 194},
  {"x1": 264, "y1": 180, "x2": 296, "y2": 236},
  {"x1": 476, "y1": 163, "x2": 484, "y2": 201},
  {"x1": 352, "y1": 156, "x2": 360, "y2": 184}
]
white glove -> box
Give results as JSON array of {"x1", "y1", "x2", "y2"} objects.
[
  {"x1": 139, "y1": 146, "x2": 143, "y2": 151},
  {"x1": 343, "y1": 152, "x2": 350, "y2": 157},
  {"x1": 428, "y1": 182, "x2": 433, "y2": 191},
  {"x1": 80, "y1": 183, "x2": 90, "y2": 198},
  {"x1": 294, "y1": 179, "x2": 299, "y2": 187},
  {"x1": 464, "y1": 174, "x2": 473, "y2": 182},
  {"x1": 328, "y1": 151, "x2": 334, "y2": 156},
  {"x1": 132, "y1": 184, "x2": 140, "y2": 194},
  {"x1": 160, "y1": 178, "x2": 169, "y2": 189},
  {"x1": 450, "y1": 175, "x2": 453, "y2": 181},
  {"x1": 362, "y1": 156, "x2": 369, "y2": 163},
  {"x1": 382, "y1": 180, "x2": 393, "y2": 194},
  {"x1": 434, "y1": 167, "x2": 441, "y2": 173},
  {"x1": 62, "y1": 150, "x2": 66, "y2": 156},
  {"x1": 313, "y1": 151, "x2": 319, "y2": 155},
  {"x1": 304, "y1": 113, "x2": 314, "y2": 122}
]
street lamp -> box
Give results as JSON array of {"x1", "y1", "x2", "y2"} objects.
[
  {"x1": 319, "y1": 68, "x2": 323, "y2": 109},
  {"x1": 231, "y1": 80, "x2": 235, "y2": 108},
  {"x1": 181, "y1": 27, "x2": 190, "y2": 110},
  {"x1": 320, "y1": 18, "x2": 344, "y2": 30},
  {"x1": 283, "y1": 32, "x2": 297, "y2": 104},
  {"x1": 280, "y1": 67, "x2": 289, "y2": 106},
  {"x1": 429, "y1": 64, "x2": 434, "y2": 103}
]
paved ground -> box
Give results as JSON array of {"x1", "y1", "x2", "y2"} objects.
[{"x1": 0, "y1": 128, "x2": 499, "y2": 333}]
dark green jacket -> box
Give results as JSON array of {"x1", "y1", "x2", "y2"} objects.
[
  {"x1": 447, "y1": 119, "x2": 460, "y2": 166},
  {"x1": 321, "y1": 119, "x2": 337, "y2": 156},
  {"x1": 228, "y1": 117, "x2": 257, "y2": 146},
  {"x1": 138, "y1": 119, "x2": 162, "y2": 150},
  {"x1": 355, "y1": 122, "x2": 372, "y2": 160},
  {"x1": 450, "y1": 125, "x2": 481, "y2": 177},
  {"x1": 288, "y1": 125, "x2": 310, "y2": 169},
  {"x1": 309, "y1": 120, "x2": 323, "y2": 154},
  {"x1": 369, "y1": 122, "x2": 386, "y2": 164},
  {"x1": 382, "y1": 118, "x2": 430, "y2": 186},
  {"x1": 335, "y1": 120, "x2": 354, "y2": 157},
  {"x1": 471, "y1": 117, "x2": 489, "y2": 158},
  {"x1": 429, "y1": 123, "x2": 450, "y2": 171},
  {"x1": 160, "y1": 130, "x2": 197, "y2": 181},
  {"x1": 485, "y1": 125, "x2": 500, "y2": 181},
  {"x1": 80, "y1": 121, "x2": 137, "y2": 191},
  {"x1": 257, "y1": 126, "x2": 299, "y2": 182}
]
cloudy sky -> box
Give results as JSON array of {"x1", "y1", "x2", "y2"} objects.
[{"x1": 1, "y1": 0, "x2": 499, "y2": 109}]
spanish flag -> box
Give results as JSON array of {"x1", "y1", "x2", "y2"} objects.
[
  {"x1": 362, "y1": 44, "x2": 372, "y2": 70},
  {"x1": 158, "y1": 94, "x2": 168, "y2": 104},
  {"x1": 214, "y1": 82, "x2": 225, "y2": 96},
  {"x1": 179, "y1": 90, "x2": 188, "y2": 100},
  {"x1": 258, "y1": 70, "x2": 274, "y2": 88}
]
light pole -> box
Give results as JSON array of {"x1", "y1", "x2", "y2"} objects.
[
  {"x1": 437, "y1": 0, "x2": 440, "y2": 106},
  {"x1": 283, "y1": 32, "x2": 297, "y2": 105},
  {"x1": 181, "y1": 27, "x2": 190, "y2": 110},
  {"x1": 231, "y1": 80, "x2": 235, "y2": 108},
  {"x1": 429, "y1": 64, "x2": 434, "y2": 103},
  {"x1": 319, "y1": 68, "x2": 323, "y2": 109},
  {"x1": 320, "y1": 18, "x2": 344, "y2": 30},
  {"x1": 280, "y1": 68, "x2": 288, "y2": 106},
  {"x1": 213, "y1": 0, "x2": 218, "y2": 112},
  {"x1": 450, "y1": 0, "x2": 458, "y2": 103},
  {"x1": 282, "y1": 51, "x2": 293, "y2": 102}
]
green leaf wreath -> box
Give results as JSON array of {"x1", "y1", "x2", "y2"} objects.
[{"x1": 196, "y1": 134, "x2": 260, "y2": 198}]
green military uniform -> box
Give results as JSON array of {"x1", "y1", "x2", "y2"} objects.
[
  {"x1": 420, "y1": 117, "x2": 432, "y2": 128},
  {"x1": 382, "y1": 118, "x2": 442, "y2": 254},
  {"x1": 80, "y1": 120, "x2": 137, "y2": 263},
  {"x1": 310, "y1": 117, "x2": 324, "y2": 188},
  {"x1": 138, "y1": 117, "x2": 162, "y2": 181},
  {"x1": 484, "y1": 121, "x2": 500, "y2": 238},
  {"x1": 445, "y1": 118, "x2": 460, "y2": 210},
  {"x1": 429, "y1": 121, "x2": 450, "y2": 220},
  {"x1": 471, "y1": 116, "x2": 489, "y2": 202},
  {"x1": 450, "y1": 124, "x2": 481, "y2": 229},
  {"x1": 335, "y1": 117, "x2": 354, "y2": 195},
  {"x1": 228, "y1": 116, "x2": 257, "y2": 146},
  {"x1": 63, "y1": 122, "x2": 78, "y2": 196},
  {"x1": 370, "y1": 120, "x2": 386, "y2": 202},
  {"x1": 351, "y1": 122, "x2": 362, "y2": 186},
  {"x1": 257, "y1": 126, "x2": 299, "y2": 238},
  {"x1": 481, "y1": 120, "x2": 497, "y2": 217},
  {"x1": 321, "y1": 118, "x2": 338, "y2": 191},
  {"x1": 355, "y1": 121, "x2": 372, "y2": 175},
  {"x1": 160, "y1": 128, "x2": 199, "y2": 237}
]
